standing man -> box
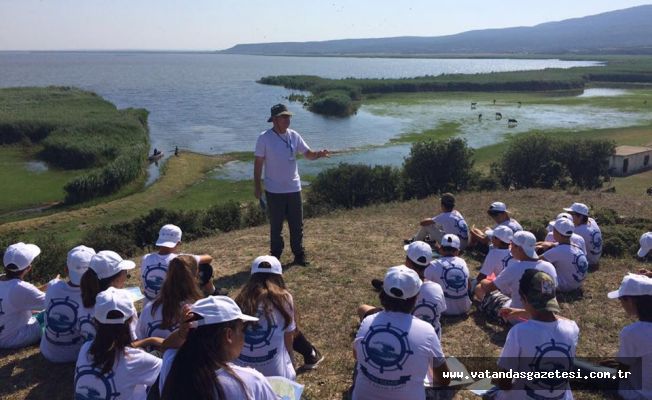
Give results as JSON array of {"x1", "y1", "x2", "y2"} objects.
[{"x1": 254, "y1": 104, "x2": 329, "y2": 266}]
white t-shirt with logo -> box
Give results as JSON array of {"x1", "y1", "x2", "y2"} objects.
[
  {"x1": 159, "y1": 350, "x2": 278, "y2": 399},
  {"x1": 0, "y1": 278, "x2": 45, "y2": 349},
  {"x1": 77, "y1": 299, "x2": 139, "y2": 344},
  {"x1": 493, "y1": 260, "x2": 558, "y2": 309},
  {"x1": 254, "y1": 128, "x2": 310, "y2": 194},
  {"x1": 498, "y1": 218, "x2": 523, "y2": 233},
  {"x1": 135, "y1": 302, "x2": 177, "y2": 340},
  {"x1": 424, "y1": 256, "x2": 471, "y2": 315},
  {"x1": 413, "y1": 281, "x2": 447, "y2": 338},
  {"x1": 542, "y1": 244, "x2": 589, "y2": 292},
  {"x1": 40, "y1": 279, "x2": 85, "y2": 362},
  {"x1": 574, "y1": 219, "x2": 602, "y2": 265},
  {"x1": 74, "y1": 341, "x2": 161, "y2": 400},
  {"x1": 497, "y1": 318, "x2": 579, "y2": 400},
  {"x1": 544, "y1": 232, "x2": 587, "y2": 255},
  {"x1": 480, "y1": 248, "x2": 515, "y2": 278},
  {"x1": 140, "y1": 253, "x2": 201, "y2": 304},
  {"x1": 617, "y1": 321, "x2": 652, "y2": 400},
  {"x1": 432, "y1": 210, "x2": 469, "y2": 241},
  {"x1": 353, "y1": 311, "x2": 445, "y2": 400},
  {"x1": 235, "y1": 293, "x2": 296, "y2": 380}
]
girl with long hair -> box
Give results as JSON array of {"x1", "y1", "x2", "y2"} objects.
[
  {"x1": 78, "y1": 250, "x2": 138, "y2": 342},
  {"x1": 160, "y1": 296, "x2": 277, "y2": 400},
  {"x1": 74, "y1": 287, "x2": 162, "y2": 400},
  {"x1": 136, "y1": 255, "x2": 203, "y2": 340}
]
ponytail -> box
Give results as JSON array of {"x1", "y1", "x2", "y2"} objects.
[{"x1": 81, "y1": 269, "x2": 122, "y2": 308}]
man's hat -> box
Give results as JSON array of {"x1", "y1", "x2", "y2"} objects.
[
  {"x1": 267, "y1": 104, "x2": 293, "y2": 122},
  {"x1": 520, "y1": 269, "x2": 560, "y2": 313}
]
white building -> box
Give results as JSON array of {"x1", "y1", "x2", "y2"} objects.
[{"x1": 609, "y1": 145, "x2": 652, "y2": 176}]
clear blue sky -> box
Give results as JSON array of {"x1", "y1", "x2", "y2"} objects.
[{"x1": 1, "y1": 0, "x2": 651, "y2": 51}]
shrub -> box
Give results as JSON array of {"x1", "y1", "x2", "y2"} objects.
[
  {"x1": 601, "y1": 225, "x2": 640, "y2": 258},
  {"x1": 592, "y1": 208, "x2": 620, "y2": 226},
  {"x1": 306, "y1": 163, "x2": 402, "y2": 210},
  {"x1": 0, "y1": 230, "x2": 68, "y2": 283},
  {"x1": 309, "y1": 90, "x2": 357, "y2": 117},
  {"x1": 203, "y1": 201, "x2": 242, "y2": 233},
  {"x1": 82, "y1": 225, "x2": 140, "y2": 257},
  {"x1": 402, "y1": 138, "x2": 474, "y2": 199},
  {"x1": 241, "y1": 202, "x2": 267, "y2": 228}
]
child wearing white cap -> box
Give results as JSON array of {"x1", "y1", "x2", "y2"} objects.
[
  {"x1": 469, "y1": 201, "x2": 523, "y2": 247},
  {"x1": 136, "y1": 255, "x2": 203, "y2": 341},
  {"x1": 140, "y1": 224, "x2": 213, "y2": 304},
  {"x1": 79, "y1": 250, "x2": 138, "y2": 342},
  {"x1": 541, "y1": 213, "x2": 587, "y2": 254},
  {"x1": 74, "y1": 287, "x2": 162, "y2": 400},
  {"x1": 233, "y1": 256, "x2": 323, "y2": 379},
  {"x1": 40, "y1": 245, "x2": 96, "y2": 362},
  {"x1": 405, "y1": 193, "x2": 470, "y2": 250},
  {"x1": 563, "y1": 202, "x2": 602, "y2": 266},
  {"x1": 637, "y1": 232, "x2": 652, "y2": 259},
  {"x1": 0, "y1": 242, "x2": 48, "y2": 349},
  {"x1": 607, "y1": 274, "x2": 652, "y2": 399},
  {"x1": 159, "y1": 295, "x2": 278, "y2": 399},
  {"x1": 353, "y1": 266, "x2": 450, "y2": 400},
  {"x1": 476, "y1": 225, "x2": 516, "y2": 282},
  {"x1": 425, "y1": 234, "x2": 472, "y2": 316},
  {"x1": 541, "y1": 218, "x2": 589, "y2": 292}
]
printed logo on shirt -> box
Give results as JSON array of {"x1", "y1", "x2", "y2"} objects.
[
  {"x1": 572, "y1": 253, "x2": 589, "y2": 283},
  {"x1": 240, "y1": 311, "x2": 278, "y2": 364},
  {"x1": 142, "y1": 262, "x2": 167, "y2": 300},
  {"x1": 589, "y1": 230, "x2": 602, "y2": 255},
  {"x1": 413, "y1": 299, "x2": 440, "y2": 335},
  {"x1": 526, "y1": 338, "x2": 573, "y2": 393},
  {"x1": 0, "y1": 299, "x2": 4, "y2": 335},
  {"x1": 438, "y1": 261, "x2": 468, "y2": 299},
  {"x1": 74, "y1": 366, "x2": 120, "y2": 400},
  {"x1": 78, "y1": 314, "x2": 95, "y2": 342},
  {"x1": 501, "y1": 254, "x2": 514, "y2": 271},
  {"x1": 45, "y1": 296, "x2": 81, "y2": 345},
  {"x1": 454, "y1": 217, "x2": 469, "y2": 239},
  {"x1": 145, "y1": 319, "x2": 175, "y2": 338},
  {"x1": 360, "y1": 322, "x2": 413, "y2": 386}
]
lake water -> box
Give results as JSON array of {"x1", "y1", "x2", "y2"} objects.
[{"x1": 0, "y1": 52, "x2": 620, "y2": 182}]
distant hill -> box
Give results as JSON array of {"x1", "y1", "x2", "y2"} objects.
[{"x1": 220, "y1": 5, "x2": 652, "y2": 56}]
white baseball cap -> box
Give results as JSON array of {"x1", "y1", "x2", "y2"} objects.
[
  {"x1": 608, "y1": 273, "x2": 652, "y2": 299},
  {"x1": 89, "y1": 250, "x2": 136, "y2": 280},
  {"x1": 512, "y1": 231, "x2": 538, "y2": 259},
  {"x1": 553, "y1": 218, "x2": 575, "y2": 237},
  {"x1": 564, "y1": 202, "x2": 589, "y2": 217},
  {"x1": 251, "y1": 255, "x2": 283, "y2": 275},
  {"x1": 67, "y1": 245, "x2": 96, "y2": 285},
  {"x1": 486, "y1": 225, "x2": 514, "y2": 245},
  {"x1": 94, "y1": 287, "x2": 135, "y2": 324},
  {"x1": 488, "y1": 202, "x2": 508, "y2": 213},
  {"x1": 404, "y1": 241, "x2": 432, "y2": 267},
  {"x1": 637, "y1": 232, "x2": 652, "y2": 258},
  {"x1": 3, "y1": 242, "x2": 41, "y2": 271},
  {"x1": 440, "y1": 234, "x2": 461, "y2": 250},
  {"x1": 191, "y1": 296, "x2": 258, "y2": 326},
  {"x1": 547, "y1": 213, "x2": 573, "y2": 232},
  {"x1": 156, "y1": 224, "x2": 182, "y2": 248},
  {"x1": 383, "y1": 265, "x2": 422, "y2": 300}
]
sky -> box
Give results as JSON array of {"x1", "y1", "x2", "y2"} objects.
[{"x1": 1, "y1": 0, "x2": 651, "y2": 51}]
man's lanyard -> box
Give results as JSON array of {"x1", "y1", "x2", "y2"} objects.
[{"x1": 273, "y1": 130, "x2": 294, "y2": 156}]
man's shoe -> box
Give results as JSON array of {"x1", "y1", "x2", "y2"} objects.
[
  {"x1": 371, "y1": 279, "x2": 384, "y2": 291},
  {"x1": 300, "y1": 348, "x2": 325, "y2": 370},
  {"x1": 292, "y1": 254, "x2": 310, "y2": 267}
]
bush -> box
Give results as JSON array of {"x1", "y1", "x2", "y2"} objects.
[
  {"x1": 402, "y1": 138, "x2": 474, "y2": 199},
  {"x1": 306, "y1": 163, "x2": 402, "y2": 210},
  {"x1": 592, "y1": 208, "x2": 620, "y2": 226},
  {"x1": 0, "y1": 230, "x2": 68, "y2": 283},
  {"x1": 601, "y1": 225, "x2": 641, "y2": 258},
  {"x1": 309, "y1": 90, "x2": 357, "y2": 117},
  {"x1": 203, "y1": 201, "x2": 242, "y2": 233},
  {"x1": 241, "y1": 202, "x2": 267, "y2": 228},
  {"x1": 82, "y1": 224, "x2": 140, "y2": 257}
]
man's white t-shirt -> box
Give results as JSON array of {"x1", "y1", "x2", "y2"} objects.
[
  {"x1": 498, "y1": 218, "x2": 523, "y2": 233},
  {"x1": 542, "y1": 244, "x2": 589, "y2": 292},
  {"x1": 353, "y1": 311, "x2": 445, "y2": 400},
  {"x1": 40, "y1": 279, "x2": 85, "y2": 362},
  {"x1": 544, "y1": 232, "x2": 587, "y2": 255},
  {"x1": 135, "y1": 302, "x2": 176, "y2": 340},
  {"x1": 413, "y1": 281, "x2": 447, "y2": 338},
  {"x1": 74, "y1": 341, "x2": 161, "y2": 400},
  {"x1": 0, "y1": 278, "x2": 45, "y2": 349},
  {"x1": 480, "y1": 248, "x2": 515, "y2": 278},
  {"x1": 574, "y1": 219, "x2": 602, "y2": 265},
  {"x1": 159, "y1": 350, "x2": 278, "y2": 399},
  {"x1": 235, "y1": 293, "x2": 296, "y2": 380},
  {"x1": 424, "y1": 256, "x2": 471, "y2": 315},
  {"x1": 493, "y1": 260, "x2": 558, "y2": 309},
  {"x1": 617, "y1": 321, "x2": 652, "y2": 400},
  {"x1": 433, "y1": 210, "x2": 469, "y2": 241},
  {"x1": 497, "y1": 318, "x2": 579, "y2": 400},
  {"x1": 254, "y1": 128, "x2": 310, "y2": 194}
]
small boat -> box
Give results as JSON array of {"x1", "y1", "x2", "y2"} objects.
[{"x1": 148, "y1": 151, "x2": 163, "y2": 162}]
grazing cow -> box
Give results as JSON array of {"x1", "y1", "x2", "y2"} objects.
[
  {"x1": 478, "y1": 113, "x2": 483, "y2": 121},
  {"x1": 508, "y1": 118, "x2": 518, "y2": 127},
  {"x1": 471, "y1": 102, "x2": 477, "y2": 109},
  {"x1": 495, "y1": 112, "x2": 502, "y2": 120},
  {"x1": 517, "y1": 101, "x2": 522, "y2": 108}
]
